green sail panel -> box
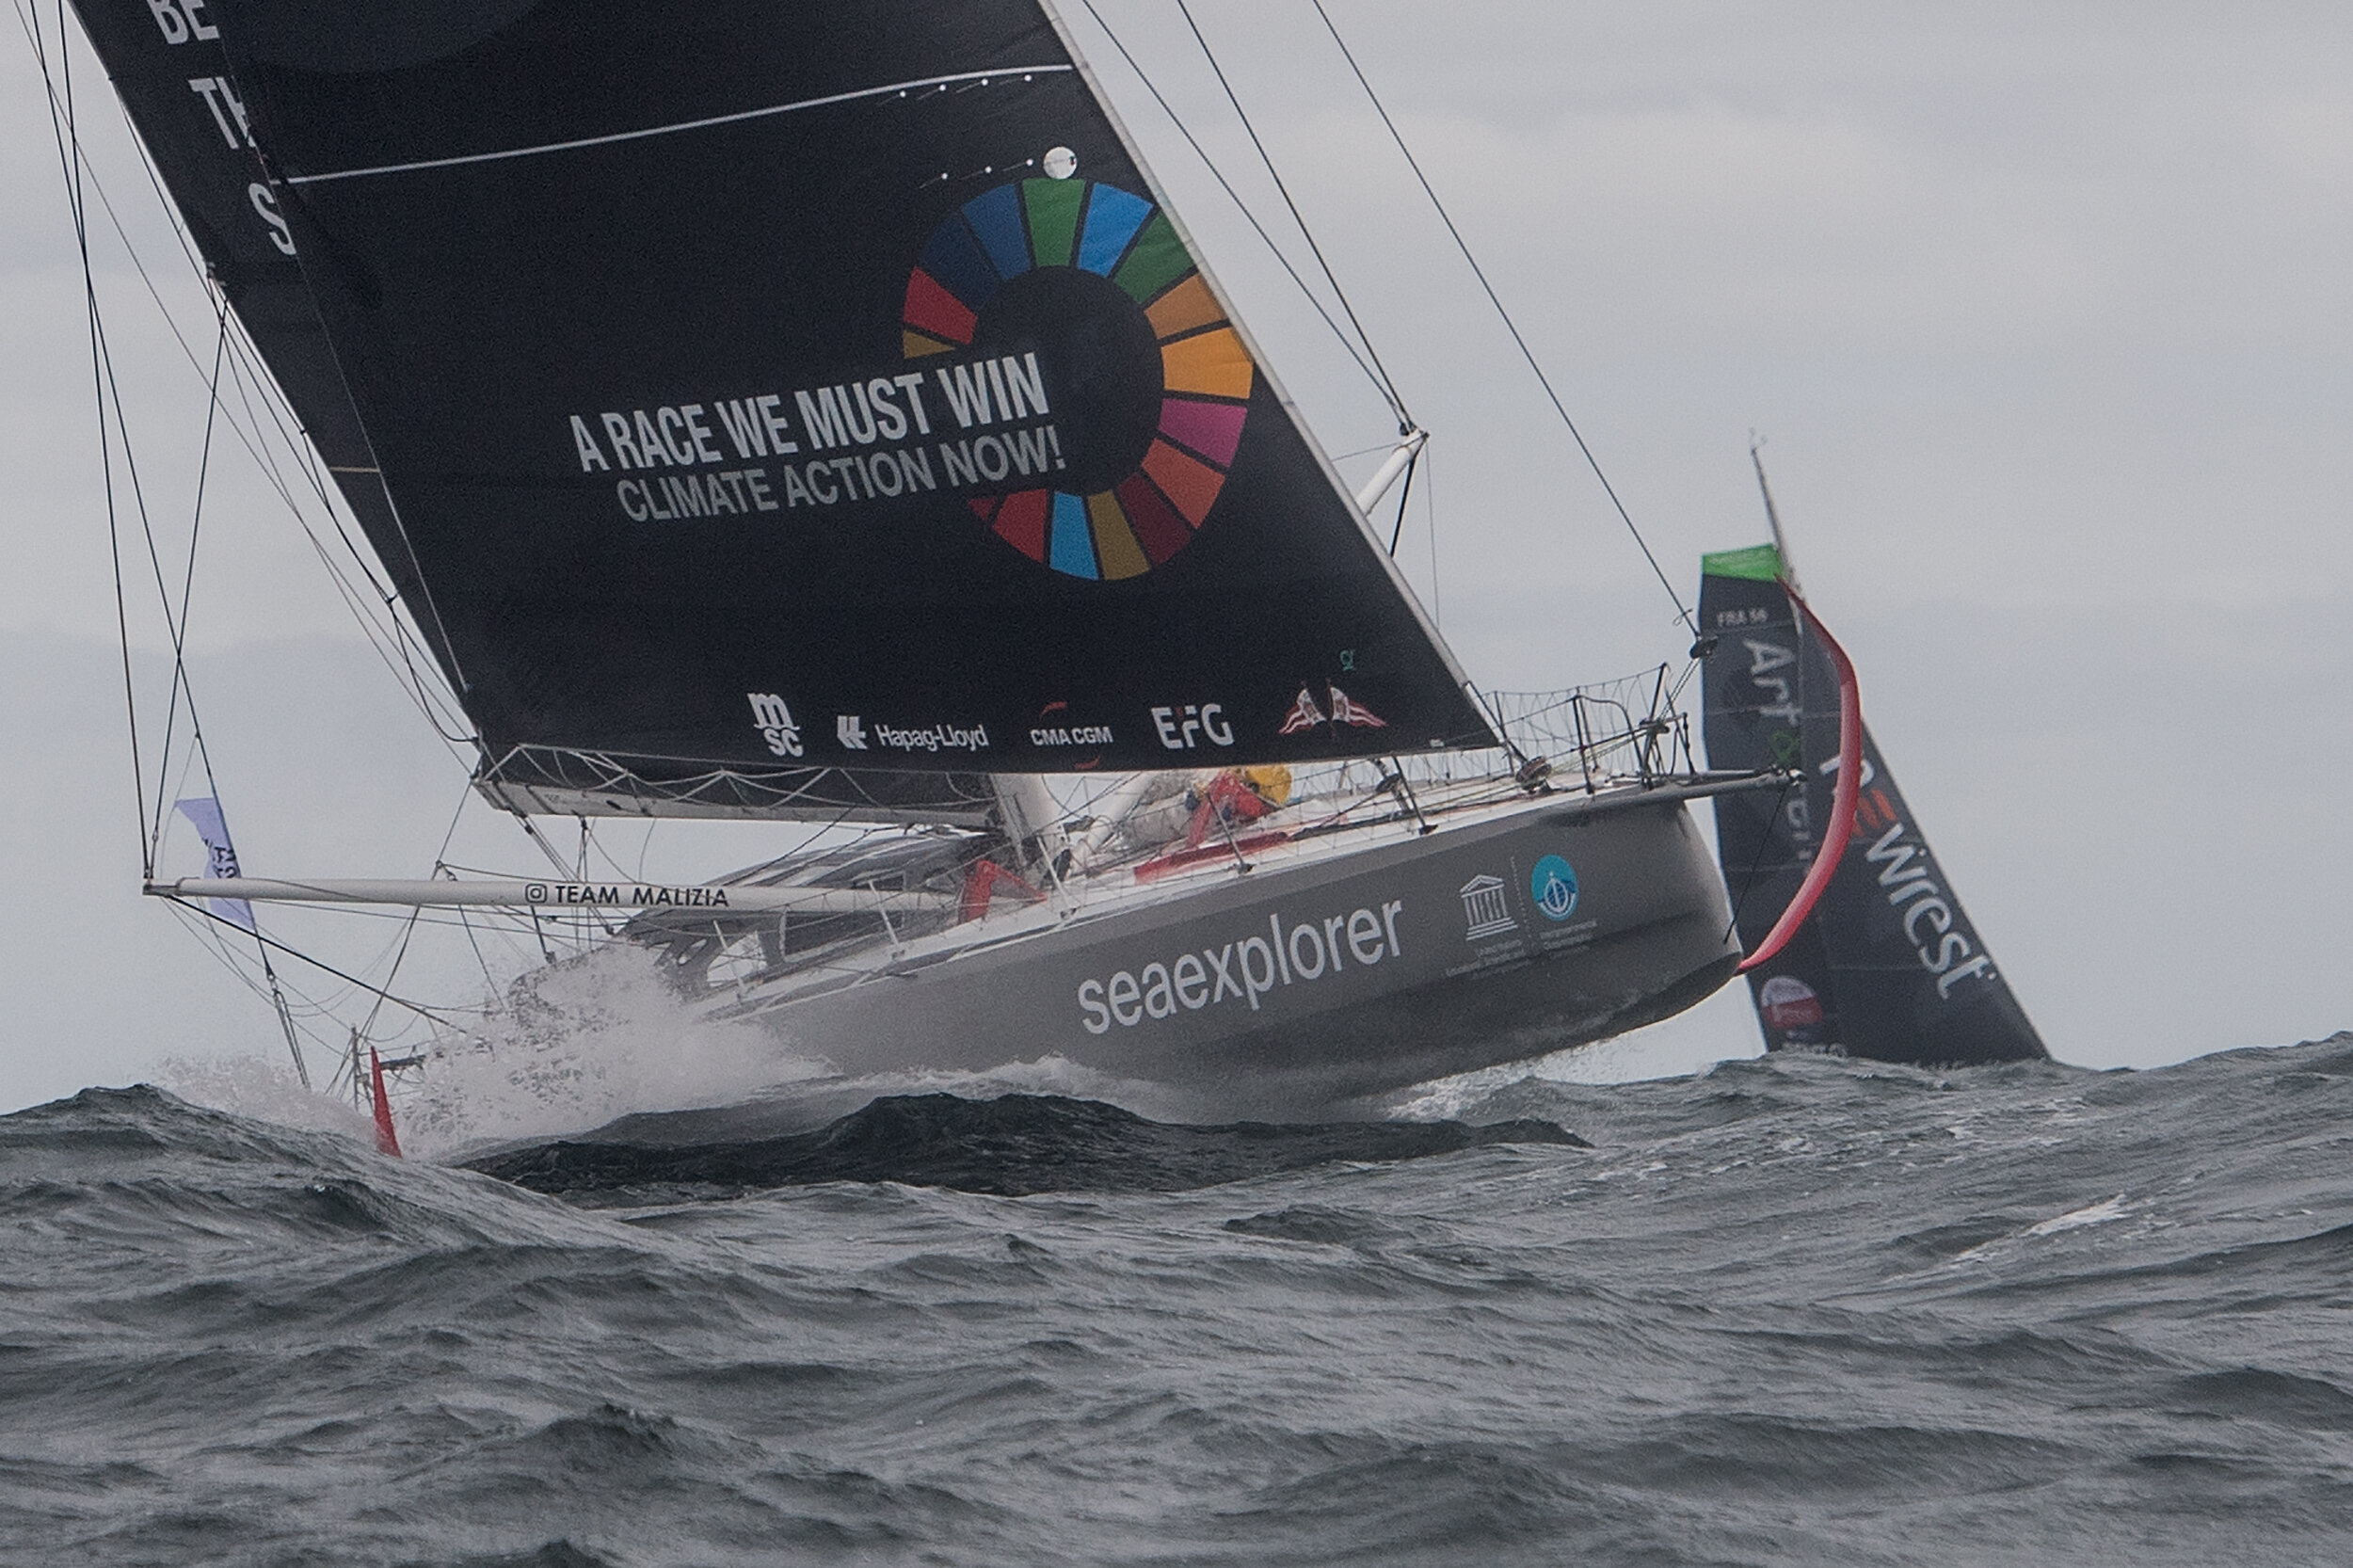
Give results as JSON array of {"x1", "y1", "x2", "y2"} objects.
[
  {"x1": 1020, "y1": 176, "x2": 1084, "y2": 268},
  {"x1": 1701, "y1": 543, "x2": 1785, "y2": 583}
]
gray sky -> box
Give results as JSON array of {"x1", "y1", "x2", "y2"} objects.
[{"x1": 4, "y1": 3, "x2": 2349, "y2": 1112}]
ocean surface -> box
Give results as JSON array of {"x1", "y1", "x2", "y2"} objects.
[{"x1": 6, "y1": 1036, "x2": 2353, "y2": 1566}]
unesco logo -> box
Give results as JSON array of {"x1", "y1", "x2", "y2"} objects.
[{"x1": 1529, "y1": 855, "x2": 1578, "y2": 921}]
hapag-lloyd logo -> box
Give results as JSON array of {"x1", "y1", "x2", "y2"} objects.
[
  {"x1": 872, "y1": 720, "x2": 990, "y2": 754},
  {"x1": 1078, "y1": 898, "x2": 1404, "y2": 1032}
]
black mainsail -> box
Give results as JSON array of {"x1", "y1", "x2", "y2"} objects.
[
  {"x1": 1699, "y1": 544, "x2": 2046, "y2": 1064},
  {"x1": 68, "y1": 0, "x2": 1004, "y2": 823},
  {"x1": 102, "y1": 0, "x2": 1494, "y2": 793}
]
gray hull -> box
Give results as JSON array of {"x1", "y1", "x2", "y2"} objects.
[{"x1": 713, "y1": 790, "x2": 1739, "y2": 1114}]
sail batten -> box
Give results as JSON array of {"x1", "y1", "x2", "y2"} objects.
[{"x1": 282, "y1": 65, "x2": 1079, "y2": 187}]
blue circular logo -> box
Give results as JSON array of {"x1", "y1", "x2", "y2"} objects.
[{"x1": 1530, "y1": 855, "x2": 1578, "y2": 921}]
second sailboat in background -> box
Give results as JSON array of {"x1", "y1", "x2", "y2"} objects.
[{"x1": 1700, "y1": 451, "x2": 2048, "y2": 1066}]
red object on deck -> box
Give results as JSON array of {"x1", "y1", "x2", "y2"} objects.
[
  {"x1": 1134, "y1": 830, "x2": 1292, "y2": 881},
  {"x1": 1184, "y1": 772, "x2": 1273, "y2": 848},
  {"x1": 957, "y1": 857, "x2": 1046, "y2": 923},
  {"x1": 368, "y1": 1048, "x2": 402, "y2": 1158},
  {"x1": 1738, "y1": 580, "x2": 1863, "y2": 974}
]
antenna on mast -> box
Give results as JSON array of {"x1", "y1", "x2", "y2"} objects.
[{"x1": 1749, "y1": 432, "x2": 1801, "y2": 595}]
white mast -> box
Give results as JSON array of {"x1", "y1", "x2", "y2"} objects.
[
  {"x1": 1353, "y1": 428, "x2": 1428, "y2": 514},
  {"x1": 1750, "y1": 435, "x2": 1802, "y2": 593}
]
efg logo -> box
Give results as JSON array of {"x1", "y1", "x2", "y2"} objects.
[{"x1": 1529, "y1": 855, "x2": 1578, "y2": 921}]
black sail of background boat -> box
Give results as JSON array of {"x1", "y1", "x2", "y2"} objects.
[
  {"x1": 1698, "y1": 456, "x2": 2048, "y2": 1066},
  {"x1": 56, "y1": 0, "x2": 1811, "y2": 1117}
]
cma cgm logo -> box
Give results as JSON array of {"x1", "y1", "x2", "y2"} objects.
[
  {"x1": 1529, "y1": 855, "x2": 1578, "y2": 921},
  {"x1": 1153, "y1": 703, "x2": 1233, "y2": 750}
]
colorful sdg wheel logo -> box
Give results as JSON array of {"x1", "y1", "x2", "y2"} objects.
[{"x1": 901, "y1": 169, "x2": 1254, "y2": 579}]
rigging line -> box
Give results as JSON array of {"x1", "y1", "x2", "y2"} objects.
[
  {"x1": 455, "y1": 902, "x2": 508, "y2": 1005},
  {"x1": 147, "y1": 300, "x2": 229, "y2": 863},
  {"x1": 1666, "y1": 649, "x2": 1703, "y2": 710},
  {"x1": 168, "y1": 905, "x2": 329, "y2": 1030},
  {"x1": 270, "y1": 520, "x2": 472, "y2": 746},
  {"x1": 1721, "y1": 776, "x2": 1800, "y2": 947},
  {"x1": 293, "y1": 521, "x2": 465, "y2": 743},
  {"x1": 19, "y1": 34, "x2": 406, "y2": 786},
  {"x1": 160, "y1": 896, "x2": 464, "y2": 1025},
  {"x1": 354, "y1": 781, "x2": 477, "y2": 1046},
  {"x1": 507, "y1": 812, "x2": 622, "y2": 941},
  {"x1": 320, "y1": 447, "x2": 475, "y2": 702},
  {"x1": 1309, "y1": 0, "x2": 1694, "y2": 631},
  {"x1": 33, "y1": 72, "x2": 319, "y2": 531},
  {"x1": 1423, "y1": 443, "x2": 1443, "y2": 630},
  {"x1": 207, "y1": 328, "x2": 477, "y2": 747},
  {"x1": 1170, "y1": 0, "x2": 1411, "y2": 431},
  {"x1": 205, "y1": 310, "x2": 375, "y2": 578},
  {"x1": 30, "y1": 0, "x2": 150, "y2": 877},
  {"x1": 183, "y1": 925, "x2": 346, "y2": 1049},
  {"x1": 166, "y1": 608, "x2": 330, "y2": 1087},
  {"x1": 350, "y1": 904, "x2": 426, "y2": 1048},
  {"x1": 40, "y1": 181, "x2": 457, "y2": 753},
  {"x1": 214, "y1": 319, "x2": 335, "y2": 527},
  {"x1": 512, "y1": 812, "x2": 590, "y2": 879},
  {"x1": 1072, "y1": 0, "x2": 1393, "y2": 411},
  {"x1": 111, "y1": 142, "x2": 408, "y2": 743},
  {"x1": 225, "y1": 891, "x2": 454, "y2": 1001},
  {"x1": 1385, "y1": 448, "x2": 1418, "y2": 555},
  {"x1": 168, "y1": 91, "x2": 481, "y2": 706},
  {"x1": 104, "y1": 278, "x2": 232, "y2": 870}
]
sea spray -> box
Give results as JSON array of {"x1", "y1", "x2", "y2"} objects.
[{"x1": 168, "y1": 943, "x2": 817, "y2": 1158}]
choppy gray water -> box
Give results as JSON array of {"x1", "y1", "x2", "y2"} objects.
[{"x1": 7, "y1": 1037, "x2": 2353, "y2": 1566}]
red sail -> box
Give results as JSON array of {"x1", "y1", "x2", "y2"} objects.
[{"x1": 368, "y1": 1048, "x2": 403, "y2": 1159}]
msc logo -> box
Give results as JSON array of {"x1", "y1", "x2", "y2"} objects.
[
  {"x1": 1529, "y1": 855, "x2": 1578, "y2": 921},
  {"x1": 746, "y1": 692, "x2": 803, "y2": 758}
]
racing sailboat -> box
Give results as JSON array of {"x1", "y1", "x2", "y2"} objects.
[
  {"x1": 1699, "y1": 452, "x2": 2047, "y2": 1066},
  {"x1": 65, "y1": 0, "x2": 1785, "y2": 1112}
]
